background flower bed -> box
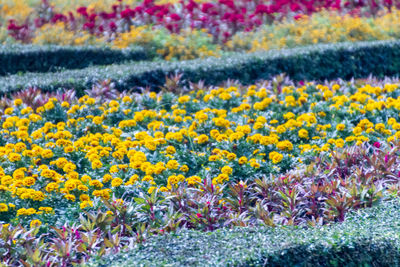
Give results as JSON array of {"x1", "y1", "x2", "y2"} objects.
[{"x1": 3, "y1": 0, "x2": 400, "y2": 60}]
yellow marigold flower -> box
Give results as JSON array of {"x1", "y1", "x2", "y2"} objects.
[
  {"x1": 78, "y1": 185, "x2": 89, "y2": 191},
  {"x1": 142, "y1": 175, "x2": 154, "y2": 183},
  {"x1": 209, "y1": 155, "x2": 219, "y2": 161},
  {"x1": 332, "y1": 84, "x2": 340, "y2": 91},
  {"x1": 30, "y1": 219, "x2": 42, "y2": 228},
  {"x1": 219, "y1": 92, "x2": 232, "y2": 101},
  {"x1": 178, "y1": 95, "x2": 190, "y2": 104},
  {"x1": 336, "y1": 124, "x2": 346, "y2": 131},
  {"x1": 0, "y1": 203, "x2": 8, "y2": 212},
  {"x1": 221, "y1": 166, "x2": 233, "y2": 175},
  {"x1": 14, "y1": 99, "x2": 23, "y2": 106},
  {"x1": 81, "y1": 175, "x2": 92, "y2": 183},
  {"x1": 44, "y1": 101, "x2": 55, "y2": 111},
  {"x1": 148, "y1": 186, "x2": 157, "y2": 194},
  {"x1": 122, "y1": 96, "x2": 132, "y2": 103},
  {"x1": 323, "y1": 90, "x2": 333, "y2": 100},
  {"x1": 145, "y1": 140, "x2": 157, "y2": 151},
  {"x1": 17, "y1": 208, "x2": 36, "y2": 216},
  {"x1": 63, "y1": 163, "x2": 76, "y2": 173},
  {"x1": 238, "y1": 156, "x2": 248, "y2": 165},
  {"x1": 375, "y1": 123, "x2": 385, "y2": 131},
  {"x1": 23, "y1": 177, "x2": 36, "y2": 187},
  {"x1": 46, "y1": 182, "x2": 59, "y2": 192},
  {"x1": 41, "y1": 149, "x2": 54, "y2": 159},
  {"x1": 93, "y1": 116, "x2": 103, "y2": 125},
  {"x1": 80, "y1": 201, "x2": 93, "y2": 209},
  {"x1": 186, "y1": 175, "x2": 202, "y2": 186},
  {"x1": 196, "y1": 134, "x2": 209, "y2": 144},
  {"x1": 149, "y1": 92, "x2": 157, "y2": 99},
  {"x1": 80, "y1": 194, "x2": 90, "y2": 202},
  {"x1": 111, "y1": 177, "x2": 123, "y2": 187},
  {"x1": 5, "y1": 107, "x2": 13, "y2": 115},
  {"x1": 180, "y1": 165, "x2": 189, "y2": 172},
  {"x1": 1, "y1": 175, "x2": 12, "y2": 186},
  {"x1": 353, "y1": 126, "x2": 363, "y2": 135},
  {"x1": 38, "y1": 207, "x2": 53, "y2": 213},
  {"x1": 89, "y1": 179, "x2": 104, "y2": 188},
  {"x1": 106, "y1": 210, "x2": 114, "y2": 216},
  {"x1": 91, "y1": 160, "x2": 103, "y2": 169},
  {"x1": 298, "y1": 129, "x2": 309, "y2": 139},
  {"x1": 216, "y1": 173, "x2": 229, "y2": 184},
  {"x1": 65, "y1": 194, "x2": 76, "y2": 201},
  {"x1": 276, "y1": 140, "x2": 293, "y2": 151},
  {"x1": 269, "y1": 151, "x2": 283, "y2": 164},
  {"x1": 61, "y1": 101, "x2": 70, "y2": 108},
  {"x1": 8, "y1": 153, "x2": 21, "y2": 162},
  {"x1": 335, "y1": 138, "x2": 345, "y2": 148},
  {"x1": 166, "y1": 146, "x2": 176, "y2": 154},
  {"x1": 283, "y1": 112, "x2": 295, "y2": 120},
  {"x1": 102, "y1": 174, "x2": 112, "y2": 183},
  {"x1": 166, "y1": 160, "x2": 179, "y2": 170}
]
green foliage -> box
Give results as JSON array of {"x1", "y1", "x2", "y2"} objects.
[
  {"x1": 1, "y1": 40, "x2": 400, "y2": 96},
  {"x1": 89, "y1": 198, "x2": 400, "y2": 267},
  {"x1": 0, "y1": 44, "x2": 149, "y2": 76}
]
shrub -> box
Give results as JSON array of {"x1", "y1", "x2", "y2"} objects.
[
  {"x1": 0, "y1": 44, "x2": 149, "y2": 76},
  {"x1": 89, "y1": 198, "x2": 400, "y2": 266},
  {"x1": 1, "y1": 40, "x2": 400, "y2": 95}
]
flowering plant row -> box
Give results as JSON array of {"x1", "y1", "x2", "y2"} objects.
[
  {"x1": 1, "y1": 79, "x2": 400, "y2": 223},
  {"x1": 1, "y1": 78, "x2": 400, "y2": 264},
  {"x1": 3, "y1": 0, "x2": 400, "y2": 60},
  {"x1": 7, "y1": 0, "x2": 400, "y2": 41}
]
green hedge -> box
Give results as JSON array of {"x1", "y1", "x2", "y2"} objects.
[
  {"x1": 0, "y1": 44, "x2": 150, "y2": 76},
  {"x1": 1, "y1": 40, "x2": 400, "y2": 95},
  {"x1": 89, "y1": 199, "x2": 400, "y2": 266}
]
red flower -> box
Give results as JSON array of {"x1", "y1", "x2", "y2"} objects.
[
  {"x1": 201, "y1": 3, "x2": 215, "y2": 13},
  {"x1": 170, "y1": 13, "x2": 181, "y2": 21},
  {"x1": 77, "y1": 7, "x2": 88, "y2": 17},
  {"x1": 121, "y1": 8, "x2": 135, "y2": 19},
  {"x1": 83, "y1": 22, "x2": 95, "y2": 30},
  {"x1": 109, "y1": 21, "x2": 117, "y2": 31}
]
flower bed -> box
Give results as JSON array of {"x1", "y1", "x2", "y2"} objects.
[
  {"x1": 3, "y1": 1, "x2": 400, "y2": 60},
  {"x1": 2, "y1": 77, "x2": 400, "y2": 264}
]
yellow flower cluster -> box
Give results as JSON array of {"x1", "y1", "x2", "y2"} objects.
[
  {"x1": 0, "y1": 81, "x2": 400, "y2": 223},
  {"x1": 227, "y1": 10, "x2": 400, "y2": 52}
]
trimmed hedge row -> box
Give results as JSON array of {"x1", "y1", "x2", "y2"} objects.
[
  {"x1": 90, "y1": 199, "x2": 400, "y2": 267},
  {"x1": 0, "y1": 44, "x2": 149, "y2": 76},
  {"x1": 1, "y1": 40, "x2": 400, "y2": 96}
]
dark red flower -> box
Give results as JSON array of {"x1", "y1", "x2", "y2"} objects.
[
  {"x1": 170, "y1": 13, "x2": 181, "y2": 21},
  {"x1": 121, "y1": 8, "x2": 135, "y2": 19},
  {"x1": 109, "y1": 21, "x2": 117, "y2": 31},
  {"x1": 77, "y1": 6, "x2": 88, "y2": 17}
]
